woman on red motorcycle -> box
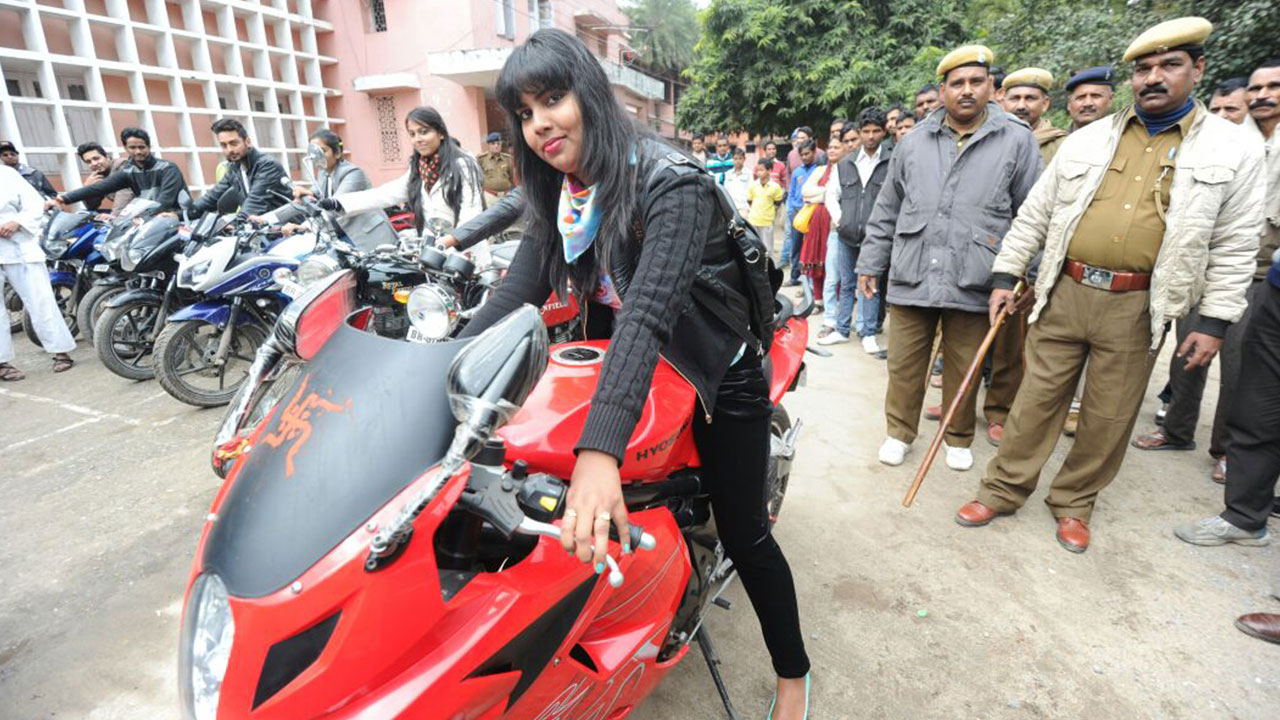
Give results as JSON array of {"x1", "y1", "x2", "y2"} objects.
[{"x1": 461, "y1": 29, "x2": 810, "y2": 719}]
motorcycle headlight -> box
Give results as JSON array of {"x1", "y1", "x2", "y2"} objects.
[
  {"x1": 407, "y1": 284, "x2": 459, "y2": 340},
  {"x1": 180, "y1": 259, "x2": 212, "y2": 288},
  {"x1": 123, "y1": 244, "x2": 145, "y2": 271},
  {"x1": 178, "y1": 573, "x2": 235, "y2": 720},
  {"x1": 296, "y1": 256, "x2": 339, "y2": 287}
]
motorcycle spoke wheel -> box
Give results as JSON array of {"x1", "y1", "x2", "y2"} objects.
[
  {"x1": 5, "y1": 286, "x2": 23, "y2": 334},
  {"x1": 93, "y1": 298, "x2": 160, "y2": 380},
  {"x1": 22, "y1": 283, "x2": 77, "y2": 345},
  {"x1": 156, "y1": 320, "x2": 265, "y2": 407}
]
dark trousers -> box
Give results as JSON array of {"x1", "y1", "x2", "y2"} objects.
[
  {"x1": 693, "y1": 354, "x2": 810, "y2": 679},
  {"x1": 1221, "y1": 281, "x2": 1280, "y2": 532},
  {"x1": 1161, "y1": 279, "x2": 1266, "y2": 454}
]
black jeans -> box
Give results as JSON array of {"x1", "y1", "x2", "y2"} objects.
[
  {"x1": 1161, "y1": 279, "x2": 1266, "y2": 453},
  {"x1": 693, "y1": 353, "x2": 810, "y2": 679},
  {"x1": 1221, "y1": 282, "x2": 1280, "y2": 532}
]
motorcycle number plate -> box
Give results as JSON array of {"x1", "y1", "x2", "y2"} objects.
[
  {"x1": 405, "y1": 326, "x2": 431, "y2": 344},
  {"x1": 93, "y1": 263, "x2": 109, "y2": 272}
]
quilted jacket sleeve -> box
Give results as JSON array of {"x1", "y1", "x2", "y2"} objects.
[{"x1": 1196, "y1": 139, "x2": 1266, "y2": 329}]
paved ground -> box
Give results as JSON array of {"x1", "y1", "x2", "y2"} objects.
[{"x1": 1, "y1": 313, "x2": 1277, "y2": 720}]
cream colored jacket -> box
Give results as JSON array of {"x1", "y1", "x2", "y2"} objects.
[{"x1": 993, "y1": 104, "x2": 1266, "y2": 347}]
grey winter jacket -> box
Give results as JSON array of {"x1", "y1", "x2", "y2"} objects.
[
  {"x1": 855, "y1": 103, "x2": 1043, "y2": 313},
  {"x1": 264, "y1": 160, "x2": 396, "y2": 251}
]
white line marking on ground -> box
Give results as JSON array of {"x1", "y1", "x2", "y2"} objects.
[
  {"x1": 0, "y1": 387, "x2": 144, "y2": 426},
  {"x1": 1, "y1": 416, "x2": 102, "y2": 453}
]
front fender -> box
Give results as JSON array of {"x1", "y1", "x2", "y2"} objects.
[
  {"x1": 167, "y1": 300, "x2": 260, "y2": 327},
  {"x1": 105, "y1": 287, "x2": 165, "y2": 309}
]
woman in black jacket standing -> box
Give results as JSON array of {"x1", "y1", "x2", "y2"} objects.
[{"x1": 461, "y1": 29, "x2": 810, "y2": 719}]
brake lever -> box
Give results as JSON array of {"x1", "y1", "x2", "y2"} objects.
[{"x1": 515, "y1": 517, "x2": 657, "y2": 588}]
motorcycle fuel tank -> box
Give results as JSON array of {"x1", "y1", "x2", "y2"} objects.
[{"x1": 498, "y1": 341, "x2": 700, "y2": 482}]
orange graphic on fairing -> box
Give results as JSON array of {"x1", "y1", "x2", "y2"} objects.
[{"x1": 261, "y1": 374, "x2": 351, "y2": 476}]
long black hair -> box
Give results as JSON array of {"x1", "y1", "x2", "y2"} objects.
[
  {"x1": 404, "y1": 106, "x2": 481, "y2": 231},
  {"x1": 496, "y1": 28, "x2": 647, "y2": 298}
]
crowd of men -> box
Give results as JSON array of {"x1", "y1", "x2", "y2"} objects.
[
  {"x1": 1, "y1": 117, "x2": 296, "y2": 381},
  {"x1": 695, "y1": 17, "x2": 1280, "y2": 644}
]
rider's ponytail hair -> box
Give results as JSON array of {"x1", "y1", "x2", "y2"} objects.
[
  {"x1": 404, "y1": 106, "x2": 482, "y2": 232},
  {"x1": 496, "y1": 28, "x2": 647, "y2": 300}
]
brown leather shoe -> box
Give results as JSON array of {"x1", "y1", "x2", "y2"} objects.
[
  {"x1": 1056, "y1": 518, "x2": 1090, "y2": 553},
  {"x1": 924, "y1": 404, "x2": 942, "y2": 421},
  {"x1": 987, "y1": 423, "x2": 1004, "y2": 446},
  {"x1": 1235, "y1": 613, "x2": 1280, "y2": 644},
  {"x1": 955, "y1": 500, "x2": 1011, "y2": 527}
]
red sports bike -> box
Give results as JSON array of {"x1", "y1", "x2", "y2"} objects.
[{"x1": 183, "y1": 270, "x2": 814, "y2": 720}]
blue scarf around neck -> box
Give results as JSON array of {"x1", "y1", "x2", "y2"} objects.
[{"x1": 1134, "y1": 97, "x2": 1194, "y2": 137}]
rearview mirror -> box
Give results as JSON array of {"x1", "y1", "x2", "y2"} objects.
[
  {"x1": 445, "y1": 305, "x2": 548, "y2": 460},
  {"x1": 217, "y1": 188, "x2": 244, "y2": 215}
]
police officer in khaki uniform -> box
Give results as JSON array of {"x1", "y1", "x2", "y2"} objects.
[
  {"x1": 954, "y1": 18, "x2": 1266, "y2": 553},
  {"x1": 971, "y1": 68, "x2": 1070, "y2": 447},
  {"x1": 1003, "y1": 68, "x2": 1068, "y2": 164},
  {"x1": 1065, "y1": 66, "x2": 1117, "y2": 133},
  {"x1": 477, "y1": 131, "x2": 515, "y2": 205},
  {"x1": 856, "y1": 44, "x2": 1042, "y2": 472}
]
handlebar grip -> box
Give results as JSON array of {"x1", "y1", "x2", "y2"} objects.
[{"x1": 607, "y1": 523, "x2": 655, "y2": 552}]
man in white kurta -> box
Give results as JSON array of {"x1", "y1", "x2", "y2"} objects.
[{"x1": 1, "y1": 164, "x2": 75, "y2": 379}]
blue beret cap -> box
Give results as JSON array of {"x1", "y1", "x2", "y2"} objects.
[
  {"x1": 1064, "y1": 66, "x2": 1115, "y2": 92},
  {"x1": 485, "y1": 132, "x2": 502, "y2": 143}
]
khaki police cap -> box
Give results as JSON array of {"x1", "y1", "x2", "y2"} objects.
[
  {"x1": 1002, "y1": 67, "x2": 1054, "y2": 93},
  {"x1": 937, "y1": 45, "x2": 995, "y2": 78},
  {"x1": 1123, "y1": 17, "x2": 1213, "y2": 62}
]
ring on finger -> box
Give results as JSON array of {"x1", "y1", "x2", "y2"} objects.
[{"x1": 596, "y1": 511, "x2": 611, "y2": 522}]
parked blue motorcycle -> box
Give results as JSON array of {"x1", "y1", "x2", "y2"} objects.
[
  {"x1": 153, "y1": 216, "x2": 307, "y2": 407},
  {"x1": 24, "y1": 209, "x2": 110, "y2": 345}
]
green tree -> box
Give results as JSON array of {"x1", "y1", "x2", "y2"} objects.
[
  {"x1": 621, "y1": 0, "x2": 700, "y2": 74},
  {"x1": 678, "y1": 0, "x2": 1280, "y2": 135},
  {"x1": 677, "y1": 0, "x2": 966, "y2": 135}
]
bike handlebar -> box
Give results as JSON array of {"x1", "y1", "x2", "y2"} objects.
[{"x1": 515, "y1": 517, "x2": 656, "y2": 588}]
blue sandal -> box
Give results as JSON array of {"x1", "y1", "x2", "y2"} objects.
[{"x1": 766, "y1": 673, "x2": 810, "y2": 720}]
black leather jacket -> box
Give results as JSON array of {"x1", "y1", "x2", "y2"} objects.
[
  {"x1": 191, "y1": 147, "x2": 292, "y2": 216},
  {"x1": 461, "y1": 139, "x2": 748, "y2": 462},
  {"x1": 61, "y1": 155, "x2": 189, "y2": 212},
  {"x1": 455, "y1": 188, "x2": 524, "y2": 249}
]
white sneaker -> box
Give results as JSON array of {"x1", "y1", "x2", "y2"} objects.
[
  {"x1": 817, "y1": 332, "x2": 850, "y2": 346},
  {"x1": 861, "y1": 335, "x2": 881, "y2": 354},
  {"x1": 878, "y1": 437, "x2": 911, "y2": 466},
  {"x1": 944, "y1": 444, "x2": 973, "y2": 471}
]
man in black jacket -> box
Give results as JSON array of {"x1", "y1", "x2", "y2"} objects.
[
  {"x1": 1, "y1": 141, "x2": 57, "y2": 197},
  {"x1": 52, "y1": 128, "x2": 188, "y2": 212},
  {"x1": 190, "y1": 118, "x2": 292, "y2": 217}
]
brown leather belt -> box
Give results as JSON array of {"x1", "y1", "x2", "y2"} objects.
[{"x1": 1063, "y1": 259, "x2": 1151, "y2": 292}]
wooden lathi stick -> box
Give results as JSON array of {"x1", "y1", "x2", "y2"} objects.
[{"x1": 902, "y1": 281, "x2": 1025, "y2": 507}]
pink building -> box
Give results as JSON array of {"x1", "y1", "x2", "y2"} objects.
[
  {"x1": 0, "y1": 0, "x2": 340, "y2": 195},
  {"x1": 316, "y1": 0, "x2": 677, "y2": 184},
  {"x1": 0, "y1": 0, "x2": 675, "y2": 195}
]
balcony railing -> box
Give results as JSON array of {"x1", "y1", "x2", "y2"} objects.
[{"x1": 599, "y1": 58, "x2": 664, "y2": 101}]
